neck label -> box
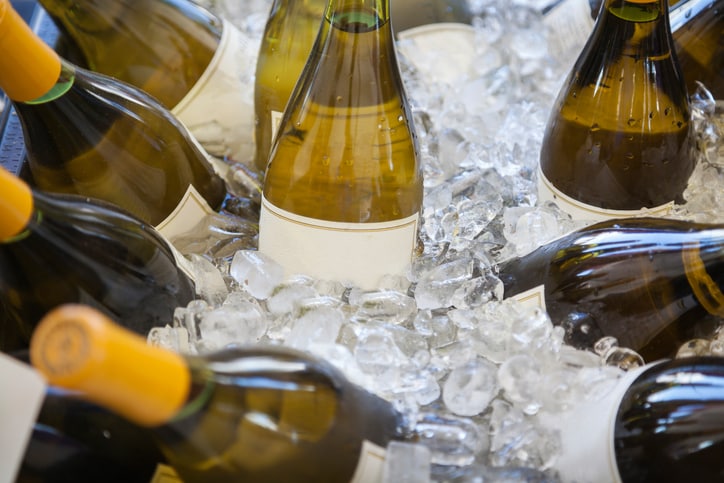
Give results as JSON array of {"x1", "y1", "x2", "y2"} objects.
[{"x1": 350, "y1": 440, "x2": 388, "y2": 483}]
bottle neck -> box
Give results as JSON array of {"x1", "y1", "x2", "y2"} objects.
[
  {"x1": 603, "y1": 0, "x2": 670, "y2": 17},
  {"x1": 0, "y1": 0, "x2": 62, "y2": 101},
  {"x1": 29, "y1": 305, "x2": 192, "y2": 427},
  {"x1": 325, "y1": 0, "x2": 391, "y2": 28}
]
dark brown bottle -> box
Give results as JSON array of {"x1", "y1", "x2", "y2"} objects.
[
  {"x1": 538, "y1": 0, "x2": 695, "y2": 221},
  {"x1": 550, "y1": 356, "x2": 724, "y2": 482},
  {"x1": 499, "y1": 217, "x2": 724, "y2": 362}
]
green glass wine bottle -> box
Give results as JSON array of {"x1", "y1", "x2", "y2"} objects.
[
  {"x1": 30, "y1": 304, "x2": 408, "y2": 483},
  {"x1": 259, "y1": 0, "x2": 424, "y2": 289},
  {"x1": 36, "y1": 0, "x2": 256, "y2": 165},
  {"x1": 0, "y1": 166, "x2": 196, "y2": 353},
  {"x1": 253, "y1": 0, "x2": 326, "y2": 172},
  {"x1": 499, "y1": 217, "x2": 724, "y2": 362},
  {"x1": 538, "y1": 0, "x2": 696, "y2": 222},
  {"x1": 0, "y1": 0, "x2": 226, "y2": 230}
]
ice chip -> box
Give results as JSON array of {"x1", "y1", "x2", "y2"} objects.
[
  {"x1": 196, "y1": 300, "x2": 266, "y2": 352},
  {"x1": 188, "y1": 253, "x2": 228, "y2": 306},
  {"x1": 382, "y1": 441, "x2": 431, "y2": 483},
  {"x1": 285, "y1": 302, "x2": 344, "y2": 352},
  {"x1": 349, "y1": 289, "x2": 417, "y2": 325},
  {"x1": 415, "y1": 257, "x2": 475, "y2": 309},
  {"x1": 412, "y1": 412, "x2": 488, "y2": 467},
  {"x1": 230, "y1": 250, "x2": 284, "y2": 299},
  {"x1": 442, "y1": 357, "x2": 499, "y2": 417}
]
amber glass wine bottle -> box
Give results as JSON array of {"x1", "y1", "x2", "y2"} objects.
[
  {"x1": 547, "y1": 356, "x2": 724, "y2": 483},
  {"x1": 538, "y1": 0, "x2": 695, "y2": 221},
  {"x1": 36, "y1": 0, "x2": 255, "y2": 165},
  {"x1": 499, "y1": 217, "x2": 724, "y2": 362},
  {"x1": 0, "y1": 166, "x2": 195, "y2": 353},
  {"x1": 0, "y1": 0, "x2": 226, "y2": 228},
  {"x1": 253, "y1": 0, "x2": 326, "y2": 172},
  {"x1": 30, "y1": 304, "x2": 407, "y2": 483},
  {"x1": 259, "y1": 0, "x2": 423, "y2": 289},
  {"x1": 670, "y1": 0, "x2": 723, "y2": 99}
]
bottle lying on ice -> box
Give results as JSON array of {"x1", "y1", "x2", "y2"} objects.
[
  {"x1": 29, "y1": 304, "x2": 409, "y2": 483},
  {"x1": 1, "y1": 350, "x2": 165, "y2": 483},
  {"x1": 498, "y1": 217, "x2": 724, "y2": 362},
  {"x1": 542, "y1": 356, "x2": 724, "y2": 483},
  {"x1": 37, "y1": 0, "x2": 256, "y2": 165},
  {"x1": 0, "y1": 166, "x2": 195, "y2": 353}
]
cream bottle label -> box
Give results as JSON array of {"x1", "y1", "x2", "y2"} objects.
[
  {"x1": 542, "y1": 0, "x2": 595, "y2": 69},
  {"x1": 349, "y1": 440, "x2": 388, "y2": 483},
  {"x1": 537, "y1": 165, "x2": 674, "y2": 223},
  {"x1": 155, "y1": 184, "x2": 214, "y2": 281},
  {"x1": 396, "y1": 23, "x2": 476, "y2": 86},
  {"x1": 172, "y1": 19, "x2": 255, "y2": 169},
  {"x1": 271, "y1": 109, "x2": 284, "y2": 141},
  {"x1": 541, "y1": 363, "x2": 660, "y2": 483},
  {"x1": 0, "y1": 353, "x2": 47, "y2": 483},
  {"x1": 148, "y1": 442, "x2": 386, "y2": 483},
  {"x1": 259, "y1": 196, "x2": 419, "y2": 290},
  {"x1": 510, "y1": 284, "x2": 548, "y2": 312}
]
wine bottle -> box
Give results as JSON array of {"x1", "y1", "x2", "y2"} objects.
[
  {"x1": 538, "y1": 0, "x2": 696, "y2": 222},
  {"x1": 36, "y1": 0, "x2": 256, "y2": 166},
  {"x1": 551, "y1": 0, "x2": 722, "y2": 98},
  {"x1": 0, "y1": 166, "x2": 195, "y2": 353},
  {"x1": 670, "y1": 0, "x2": 723, "y2": 99},
  {"x1": 1, "y1": 350, "x2": 165, "y2": 483},
  {"x1": 29, "y1": 304, "x2": 407, "y2": 483},
  {"x1": 0, "y1": 0, "x2": 227, "y2": 230},
  {"x1": 544, "y1": 356, "x2": 724, "y2": 482},
  {"x1": 259, "y1": 0, "x2": 424, "y2": 290},
  {"x1": 19, "y1": 387, "x2": 166, "y2": 483},
  {"x1": 499, "y1": 217, "x2": 724, "y2": 362},
  {"x1": 253, "y1": 0, "x2": 326, "y2": 172}
]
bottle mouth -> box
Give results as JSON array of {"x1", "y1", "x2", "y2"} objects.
[
  {"x1": 608, "y1": 2, "x2": 662, "y2": 22},
  {"x1": 30, "y1": 304, "x2": 192, "y2": 427}
]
